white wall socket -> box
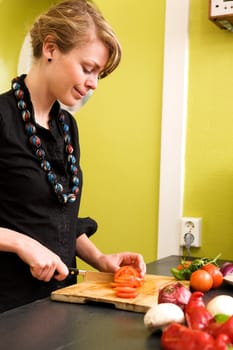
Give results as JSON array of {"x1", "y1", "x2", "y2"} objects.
[{"x1": 180, "y1": 217, "x2": 202, "y2": 248}]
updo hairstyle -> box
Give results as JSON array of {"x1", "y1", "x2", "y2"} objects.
[{"x1": 30, "y1": 0, "x2": 121, "y2": 78}]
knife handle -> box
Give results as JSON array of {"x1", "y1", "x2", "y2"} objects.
[
  {"x1": 68, "y1": 267, "x2": 80, "y2": 276},
  {"x1": 54, "y1": 267, "x2": 84, "y2": 278}
]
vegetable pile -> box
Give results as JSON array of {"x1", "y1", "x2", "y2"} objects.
[
  {"x1": 171, "y1": 255, "x2": 223, "y2": 292},
  {"x1": 160, "y1": 291, "x2": 233, "y2": 350},
  {"x1": 111, "y1": 265, "x2": 144, "y2": 299},
  {"x1": 143, "y1": 255, "x2": 233, "y2": 350},
  {"x1": 144, "y1": 289, "x2": 233, "y2": 349}
]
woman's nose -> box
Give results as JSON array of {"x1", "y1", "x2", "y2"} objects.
[{"x1": 86, "y1": 74, "x2": 98, "y2": 90}]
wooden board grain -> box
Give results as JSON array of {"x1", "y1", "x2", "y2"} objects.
[{"x1": 51, "y1": 272, "x2": 189, "y2": 313}]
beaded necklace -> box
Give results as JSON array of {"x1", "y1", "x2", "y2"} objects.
[{"x1": 12, "y1": 76, "x2": 79, "y2": 204}]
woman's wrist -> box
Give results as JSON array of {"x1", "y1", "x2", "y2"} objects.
[{"x1": 76, "y1": 233, "x2": 104, "y2": 270}]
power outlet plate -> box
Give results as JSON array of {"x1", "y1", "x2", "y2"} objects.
[{"x1": 180, "y1": 217, "x2": 202, "y2": 248}]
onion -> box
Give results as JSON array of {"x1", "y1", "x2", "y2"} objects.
[
  {"x1": 158, "y1": 282, "x2": 191, "y2": 310},
  {"x1": 220, "y1": 262, "x2": 233, "y2": 276}
]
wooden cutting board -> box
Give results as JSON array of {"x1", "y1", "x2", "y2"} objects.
[{"x1": 51, "y1": 272, "x2": 189, "y2": 313}]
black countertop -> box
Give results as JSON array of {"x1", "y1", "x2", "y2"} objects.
[{"x1": 0, "y1": 255, "x2": 232, "y2": 350}]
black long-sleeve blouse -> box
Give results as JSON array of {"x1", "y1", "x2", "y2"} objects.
[{"x1": 0, "y1": 75, "x2": 97, "y2": 312}]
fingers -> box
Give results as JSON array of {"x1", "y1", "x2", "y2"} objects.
[
  {"x1": 136, "y1": 254, "x2": 147, "y2": 277},
  {"x1": 31, "y1": 264, "x2": 54, "y2": 282},
  {"x1": 53, "y1": 262, "x2": 69, "y2": 281},
  {"x1": 128, "y1": 254, "x2": 146, "y2": 277},
  {"x1": 30, "y1": 257, "x2": 69, "y2": 282},
  {"x1": 115, "y1": 252, "x2": 147, "y2": 277},
  {"x1": 17, "y1": 235, "x2": 69, "y2": 282},
  {"x1": 138, "y1": 258, "x2": 147, "y2": 277}
]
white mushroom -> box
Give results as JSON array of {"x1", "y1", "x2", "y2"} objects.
[{"x1": 144, "y1": 302, "x2": 184, "y2": 333}]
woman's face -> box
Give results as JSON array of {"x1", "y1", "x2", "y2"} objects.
[{"x1": 46, "y1": 37, "x2": 109, "y2": 107}]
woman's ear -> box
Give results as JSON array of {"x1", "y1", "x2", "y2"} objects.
[{"x1": 42, "y1": 35, "x2": 57, "y2": 61}]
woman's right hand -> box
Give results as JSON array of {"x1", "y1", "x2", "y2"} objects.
[
  {"x1": 0, "y1": 228, "x2": 69, "y2": 282},
  {"x1": 17, "y1": 235, "x2": 69, "y2": 282},
  {"x1": 18, "y1": 236, "x2": 69, "y2": 282}
]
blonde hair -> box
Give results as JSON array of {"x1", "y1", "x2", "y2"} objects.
[{"x1": 30, "y1": 0, "x2": 121, "y2": 78}]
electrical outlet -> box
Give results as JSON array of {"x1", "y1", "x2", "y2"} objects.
[{"x1": 180, "y1": 217, "x2": 202, "y2": 248}]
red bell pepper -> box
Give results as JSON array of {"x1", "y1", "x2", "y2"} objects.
[
  {"x1": 185, "y1": 291, "x2": 213, "y2": 330},
  {"x1": 161, "y1": 323, "x2": 233, "y2": 350},
  {"x1": 161, "y1": 323, "x2": 215, "y2": 350},
  {"x1": 206, "y1": 315, "x2": 233, "y2": 343},
  {"x1": 214, "y1": 334, "x2": 232, "y2": 350}
]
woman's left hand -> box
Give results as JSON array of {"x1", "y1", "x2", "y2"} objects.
[
  {"x1": 98, "y1": 252, "x2": 146, "y2": 278},
  {"x1": 76, "y1": 234, "x2": 146, "y2": 277}
]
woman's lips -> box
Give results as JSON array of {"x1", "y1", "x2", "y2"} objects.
[{"x1": 73, "y1": 87, "x2": 85, "y2": 99}]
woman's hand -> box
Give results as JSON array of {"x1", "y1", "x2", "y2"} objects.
[
  {"x1": 17, "y1": 236, "x2": 69, "y2": 282},
  {"x1": 76, "y1": 234, "x2": 146, "y2": 277},
  {"x1": 97, "y1": 252, "x2": 146, "y2": 278}
]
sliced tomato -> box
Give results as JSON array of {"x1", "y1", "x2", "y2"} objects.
[
  {"x1": 114, "y1": 277, "x2": 142, "y2": 288},
  {"x1": 114, "y1": 286, "x2": 137, "y2": 293},
  {"x1": 114, "y1": 276, "x2": 136, "y2": 283},
  {"x1": 115, "y1": 291, "x2": 138, "y2": 299},
  {"x1": 114, "y1": 265, "x2": 140, "y2": 279},
  {"x1": 111, "y1": 281, "x2": 136, "y2": 288},
  {"x1": 111, "y1": 265, "x2": 144, "y2": 298}
]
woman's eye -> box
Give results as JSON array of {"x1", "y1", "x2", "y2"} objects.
[{"x1": 83, "y1": 67, "x2": 92, "y2": 74}]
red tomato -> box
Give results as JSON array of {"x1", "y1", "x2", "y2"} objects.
[
  {"x1": 190, "y1": 270, "x2": 213, "y2": 292},
  {"x1": 112, "y1": 277, "x2": 142, "y2": 288},
  {"x1": 111, "y1": 265, "x2": 144, "y2": 299},
  {"x1": 177, "y1": 260, "x2": 192, "y2": 271},
  {"x1": 111, "y1": 281, "x2": 134, "y2": 288},
  {"x1": 115, "y1": 291, "x2": 138, "y2": 299},
  {"x1": 201, "y1": 264, "x2": 223, "y2": 289},
  {"x1": 114, "y1": 286, "x2": 137, "y2": 293},
  {"x1": 201, "y1": 263, "x2": 218, "y2": 274},
  {"x1": 114, "y1": 265, "x2": 140, "y2": 279}
]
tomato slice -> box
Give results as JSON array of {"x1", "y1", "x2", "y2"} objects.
[
  {"x1": 114, "y1": 265, "x2": 140, "y2": 279},
  {"x1": 113, "y1": 277, "x2": 142, "y2": 288},
  {"x1": 114, "y1": 286, "x2": 137, "y2": 293},
  {"x1": 111, "y1": 281, "x2": 135, "y2": 288},
  {"x1": 114, "y1": 276, "x2": 136, "y2": 283},
  {"x1": 115, "y1": 291, "x2": 138, "y2": 299}
]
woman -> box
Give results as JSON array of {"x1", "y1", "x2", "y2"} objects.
[{"x1": 0, "y1": 0, "x2": 146, "y2": 312}]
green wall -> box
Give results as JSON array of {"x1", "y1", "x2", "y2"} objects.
[
  {"x1": 184, "y1": 0, "x2": 233, "y2": 260},
  {"x1": 0, "y1": 1, "x2": 165, "y2": 268},
  {"x1": 0, "y1": 0, "x2": 54, "y2": 91},
  {"x1": 77, "y1": 0, "x2": 165, "y2": 267}
]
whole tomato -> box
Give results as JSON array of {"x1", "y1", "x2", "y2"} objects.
[
  {"x1": 190, "y1": 269, "x2": 213, "y2": 292},
  {"x1": 201, "y1": 263, "x2": 223, "y2": 289},
  {"x1": 177, "y1": 260, "x2": 192, "y2": 271}
]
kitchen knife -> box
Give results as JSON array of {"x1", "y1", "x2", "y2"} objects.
[{"x1": 68, "y1": 268, "x2": 113, "y2": 281}]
